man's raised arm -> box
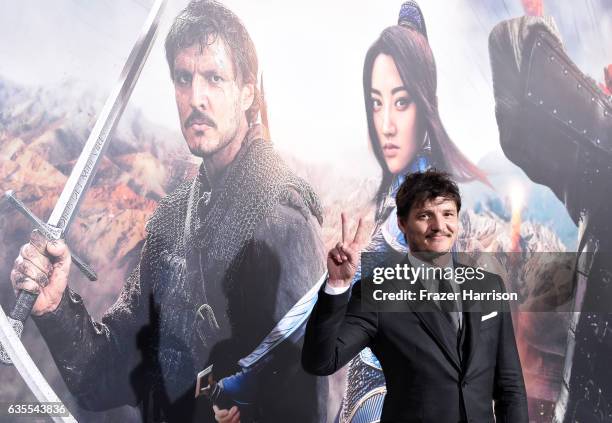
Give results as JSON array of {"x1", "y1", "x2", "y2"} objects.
[{"x1": 301, "y1": 213, "x2": 376, "y2": 376}]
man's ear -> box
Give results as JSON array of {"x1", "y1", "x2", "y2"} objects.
[
  {"x1": 397, "y1": 216, "x2": 408, "y2": 234},
  {"x1": 240, "y1": 82, "x2": 255, "y2": 112}
]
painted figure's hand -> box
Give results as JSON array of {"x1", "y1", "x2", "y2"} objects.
[
  {"x1": 9, "y1": 230, "x2": 71, "y2": 316},
  {"x1": 327, "y1": 212, "x2": 367, "y2": 288},
  {"x1": 213, "y1": 405, "x2": 240, "y2": 423}
]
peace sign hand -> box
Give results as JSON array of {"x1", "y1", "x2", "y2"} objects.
[{"x1": 327, "y1": 213, "x2": 368, "y2": 288}]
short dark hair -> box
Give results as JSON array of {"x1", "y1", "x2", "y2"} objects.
[
  {"x1": 164, "y1": 0, "x2": 260, "y2": 123},
  {"x1": 395, "y1": 169, "x2": 461, "y2": 220}
]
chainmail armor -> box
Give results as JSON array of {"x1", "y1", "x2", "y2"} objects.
[{"x1": 140, "y1": 135, "x2": 323, "y2": 407}]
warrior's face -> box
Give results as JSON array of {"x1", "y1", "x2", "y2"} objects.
[
  {"x1": 370, "y1": 53, "x2": 420, "y2": 175},
  {"x1": 398, "y1": 196, "x2": 458, "y2": 254},
  {"x1": 173, "y1": 37, "x2": 254, "y2": 160}
]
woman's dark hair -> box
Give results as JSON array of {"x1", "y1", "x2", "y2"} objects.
[
  {"x1": 395, "y1": 169, "x2": 461, "y2": 221},
  {"x1": 363, "y1": 25, "x2": 487, "y2": 206}
]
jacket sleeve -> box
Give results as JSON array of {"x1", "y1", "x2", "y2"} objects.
[
  {"x1": 492, "y1": 275, "x2": 529, "y2": 422},
  {"x1": 32, "y1": 236, "x2": 156, "y2": 411},
  {"x1": 301, "y1": 279, "x2": 378, "y2": 376},
  {"x1": 215, "y1": 190, "x2": 327, "y2": 367}
]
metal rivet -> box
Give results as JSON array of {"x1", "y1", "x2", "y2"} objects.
[
  {"x1": 553, "y1": 109, "x2": 557, "y2": 114},
  {"x1": 539, "y1": 100, "x2": 544, "y2": 105},
  {"x1": 578, "y1": 83, "x2": 582, "y2": 89},
  {"x1": 527, "y1": 92, "x2": 532, "y2": 97},
  {"x1": 597, "y1": 139, "x2": 601, "y2": 144},
  {"x1": 569, "y1": 119, "x2": 573, "y2": 124},
  {"x1": 583, "y1": 129, "x2": 587, "y2": 134},
  {"x1": 592, "y1": 97, "x2": 596, "y2": 102},
  {"x1": 537, "y1": 41, "x2": 541, "y2": 46},
  {"x1": 596, "y1": 169, "x2": 600, "y2": 173},
  {"x1": 563, "y1": 69, "x2": 568, "y2": 75}
]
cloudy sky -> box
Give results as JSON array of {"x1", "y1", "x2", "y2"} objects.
[{"x1": 1, "y1": 0, "x2": 610, "y2": 173}]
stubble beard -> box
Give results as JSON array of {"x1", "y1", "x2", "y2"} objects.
[{"x1": 188, "y1": 103, "x2": 243, "y2": 160}]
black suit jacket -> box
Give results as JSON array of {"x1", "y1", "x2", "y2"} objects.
[{"x1": 302, "y1": 260, "x2": 528, "y2": 423}]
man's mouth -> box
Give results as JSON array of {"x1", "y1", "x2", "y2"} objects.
[
  {"x1": 185, "y1": 112, "x2": 216, "y2": 130},
  {"x1": 190, "y1": 121, "x2": 212, "y2": 131},
  {"x1": 427, "y1": 234, "x2": 450, "y2": 240}
]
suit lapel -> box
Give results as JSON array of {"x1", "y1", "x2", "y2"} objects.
[
  {"x1": 394, "y1": 255, "x2": 462, "y2": 371},
  {"x1": 412, "y1": 307, "x2": 462, "y2": 371},
  {"x1": 462, "y1": 307, "x2": 481, "y2": 372},
  {"x1": 455, "y1": 262, "x2": 482, "y2": 372},
  {"x1": 387, "y1": 258, "x2": 493, "y2": 373}
]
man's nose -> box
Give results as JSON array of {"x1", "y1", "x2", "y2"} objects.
[
  {"x1": 429, "y1": 214, "x2": 442, "y2": 231},
  {"x1": 190, "y1": 76, "x2": 209, "y2": 110},
  {"x1": 382, "y1": 106, "x2": 396, "y2": 137}
]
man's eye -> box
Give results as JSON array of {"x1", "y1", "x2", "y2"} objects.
[
  {"x1": 175, "y1": 72, "x2": 192, "y2": 86},
  {"x1": 210, "y1": 74, "x2": 223, "y2": 83}
]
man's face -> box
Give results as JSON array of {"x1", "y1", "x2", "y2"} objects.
[
  {"x1": 173, "y1": 38, "x2": 254, "y2": 158},
  {"x1": 398, "y1": 196, "x2": 458, "y2": 254}
]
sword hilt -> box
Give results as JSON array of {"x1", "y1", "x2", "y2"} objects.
[
  {"x1": 0, "y1": 312, "x2": 24, "y2": 365},
  {"x1": 0, "y1": 290, "x2": 35, "y2": 361},
  {"x1": 5, "y1": 191, "x2": 97, "y2": 280},
  {"x1": 0, "y1": 191, "x2": 97, "y2": 365},
  {"x1": 0, "y1": 291, "x2": 31, "y2": 365}
]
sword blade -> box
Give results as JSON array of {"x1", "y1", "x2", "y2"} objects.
[
  {"x1": 238, "y1": 272, "x2": 328, "y2": 369},
  {"x1": 0, "y1": 306, "x2": 77, "y2": 422},
  {"x1": 48, "y1": 0, "x2": 167, "y2": 233}
]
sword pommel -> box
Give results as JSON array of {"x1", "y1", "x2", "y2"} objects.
[{"x1": 195, "y1": 365, "x2": 216, "y2": 399}]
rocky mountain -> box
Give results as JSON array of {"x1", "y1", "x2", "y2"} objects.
[{"x1": 0, "y1": 76, "x2": 193, "y2": 422}]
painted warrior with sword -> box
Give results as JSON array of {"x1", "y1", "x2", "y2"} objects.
[{"x1": 5, "y1": 1, "x2": 328, "y2": 422}]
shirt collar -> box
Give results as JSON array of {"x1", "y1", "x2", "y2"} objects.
[
  {"x1": 197, "y1": 123, "x2": 266, "y2": 194},
  {"x1": 407, "y1": 251, "x2": 454, "y2": 271}
]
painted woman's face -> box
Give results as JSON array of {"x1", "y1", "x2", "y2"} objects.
[{"x1": 370, "y1": 54, "x2": 419, "y2": 175}]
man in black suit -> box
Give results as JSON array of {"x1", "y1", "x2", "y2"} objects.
[{"x1": 302, "y1": 170, "x2": 528, "y2": 422}]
